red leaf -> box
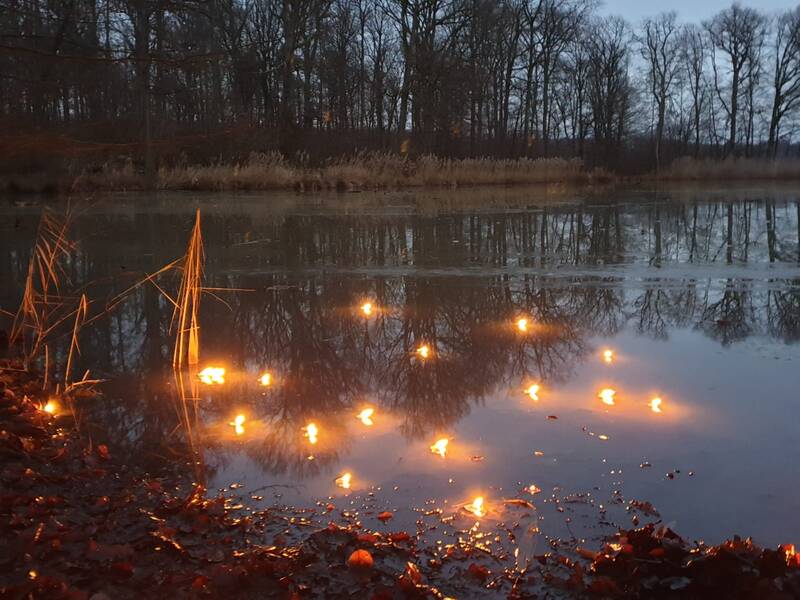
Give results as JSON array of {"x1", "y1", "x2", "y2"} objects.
[
  {"x1": 376, "y1": 511, "x2": 393, "y2": 522},
  {"x1": 388, "y1": 531, "x2": 411, "y2": 543},
  {"x1": 468, "y1": 563, "x2": 489, "y2": 580}
]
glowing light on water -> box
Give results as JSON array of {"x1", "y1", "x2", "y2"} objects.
[
  {"x1": 198, "y1": 367, "x2": 225, "y2": 385},
  {"x1": 516, "y1": 318, "x2": 529, "y2": 332},
  {"x1": 336, "y1": 472, "x2": 352, "y2": 489},
  {"x1": 357, "y1": 408, "x2": 374, "y2": 426},
  {"x1": 231, "y1": 414, "x2": 245, "y2": 435},
  {"x1": 417, "y1": 344, "x2": 431, "y2": 359},
  {"x1": 525, "y1": 384, "x2": 540, "y2": 401},
  {"x1": 464, "y1": 496, "x2": 485, "y2": 517},
  {"x1": 43, "y1": 400, "x2": 58, "y2": 415},
  {"x1": 258, "y1": 372, "x2": 272, "y2": 386},
  {"x1": 430, "y1": 438, "x2": 449, "y2": 458},
  {"x1": 602, "y1": 349, "x2": 614, "y2": 364},
  {"x1": 528, "y1": 484, "x2": 542, "y2": 495},
  {"x1": 304, "y1": 422, "x2": 319, "y2": 445},
  {"x1": 360, "y1": 302, "x2": 374, "y2": 316},
  {"x1": 649, "y1": 397, "x2": 663, "y2": 413},
  {"x1": 599, "y1": 388, "x2": 616, "y2": 406}
]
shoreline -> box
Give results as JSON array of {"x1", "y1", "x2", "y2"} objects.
[{"x1": 4, "y1": 155, "x2": 800, "y2": 197}]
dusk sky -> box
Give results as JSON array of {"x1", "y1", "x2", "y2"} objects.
[{"x1": 600, "y1": 0, "x2": 798, "y2": 22}]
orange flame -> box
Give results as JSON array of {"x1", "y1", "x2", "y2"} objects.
[
  {"x1": 464, "y1": 496, "x2": 486, "y2": 517},
  {"x1": 599, "y1": 388, "x2": 616, "y2": 406},
  {"x1": 43, "y1": 400, "x2": 58, "y2": 415},
  {"x1": 258, "y1": 372, "x2": 272, "y2": 386},
  {"x1": 516, "y1": 318, "x2": 529, "y2": 332},
  {"x1": 357, "y1": 408, "x2": 374, "y2": 426},
  {"x1": 528, "y1": 484, "x2": 542, "y2": 495},
  {"x1": 602, "y1": 349, "x2": 614, "y2": 364},
  {"x1": 361, "y1": 302, "x2": 374, "y2": 316},
  {"x1": 230, "y1": 414, "x2": 245, "y2": 435},
  {"x1": 417, "y1": 344, "x2": 431, "y2": 359},
  {"x1": 649, "y1": 397, "x2": 663, "y2": 413},
  {"x1": 335, "y1": 472, "x2": 352, "y2": 489},
  {"x1": 525, "y1": 384, "x2": 540, "y2": 401},
  {"x1": 430, "y1": 438, "x2": 449, "y2": 458},
  {"x1": 198, "y1": 366, "x2": 225, "y2": 385},
  {"x1": 304, "y1": 422, "x2": 319, "y2": 445}
]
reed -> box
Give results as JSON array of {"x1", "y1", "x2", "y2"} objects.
[
  {"x1": 172, "y1": 209, "x2": 204, "y2": 369},
  {"x1": 72, "y1": 152, "x2": 597, "y2": 192},
  {"x1": 656, "y1": 156, "x2": 800, "y2": 181}
]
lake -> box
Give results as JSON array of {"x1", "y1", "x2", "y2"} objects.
[{"x1": 2, "y1": 187, "x2": 799, "y2": 552}]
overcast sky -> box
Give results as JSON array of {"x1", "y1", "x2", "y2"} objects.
[{"x1": 600, "y1": 0, "x2": 798, "y2": 23}]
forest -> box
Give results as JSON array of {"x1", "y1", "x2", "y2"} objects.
[{"x1": 2, "y1": 0, "x2": 800, "y2": 188}]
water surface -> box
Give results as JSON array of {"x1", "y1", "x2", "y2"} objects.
[{"x1": 2, "y1": 188, "x2": 799, "y2": 548}]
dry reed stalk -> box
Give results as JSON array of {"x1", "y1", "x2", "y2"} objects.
[
  {"x1": 10, "y1": 209, "x2": 75, "y2": 368},
  {"x1": 171, "y1": 209, "x2": 204, "y2": 369},
  {"x1": 64, "y1": 294, "x2": 88, "y2": 388}
]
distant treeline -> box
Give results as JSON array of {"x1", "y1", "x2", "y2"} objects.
[{"x1": 2, "y1": 0, "x2": 800, "y2": 179}]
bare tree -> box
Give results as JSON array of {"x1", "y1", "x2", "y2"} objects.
[
  {"x1": 767, "y1": 7, "x2": 800, "y2": 157},
  {"x1": 638, "y1": 11, "x2": 680, "y2": 170},
  {"x1": 705, "y1": 4, "x2": 766, "y2": 156}
]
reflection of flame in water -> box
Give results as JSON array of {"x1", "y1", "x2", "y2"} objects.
[
  {"x1": 303, "y1": 422, "x2": 319, "y2": 444},
  {"x1": 199, "y1": 367, "x2": 225, "y2": 385},
  {"x1": 602, "y1": 349, "x2": 614, "y2": 364},
  {"x1": 357, "y1": 408, "x2": 374, "y2": 426},
  {"x1": 464, "y1": 496, "x2": 485, "y2": 517},
  {"x1": 335, "y1": 472, "x2": 352, "y2": 489},
  {"x1": 525, "y1": 384, "x2": 540, "y2": 401},
  {"x1": 417, "y1": 344, "x2": 431, "y2": 359},
  {"x1": 258, "y1": 372, "x2": 272, "y2": 386},
  {"x1": 43, "y1": 400, "x2": 58, "y2": 415},
  {"x1": 599, "y1": 388, "x2": 616, "y2": 406},
  {"x1": 430, "y1": 438, "x2": 449, "y2": 458},
  {"x1": 360, "y1": 302, "x2": 373, "y2": 316},
  {"x1": 516, "y1": 318, "x2": 529, "y2": 332},
  {"x1": 649, "y1": 397, "x2": 663, "y2": 413},
  {"x1": 231, "y1": 414, "x2": 245, "y2": 435}
]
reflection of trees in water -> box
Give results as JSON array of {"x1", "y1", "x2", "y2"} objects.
[{"x1": 1, "y1": 200, "x2": 799, "y2": 478}]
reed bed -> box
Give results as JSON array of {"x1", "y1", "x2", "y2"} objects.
[
  {"x1": 656, "y1": 156, "x2": 800, "y2": 181},
  {"x1": 72, "y1": 152, "x2": 596, "y2": 192}
]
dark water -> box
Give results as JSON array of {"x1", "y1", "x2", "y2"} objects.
[{"x1": 2, "y1": 189, "x2": 799, "y2": 548}]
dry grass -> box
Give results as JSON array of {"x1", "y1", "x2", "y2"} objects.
[
  {"x1": 657, "y1": 157, "x2": 800, "y2": 181},
  {"x1": 72, "y1": 152, "x2": 600, "y2": 192},
  {"x1": 10, "y1": 209, "x2": 77, "y2": 367}
]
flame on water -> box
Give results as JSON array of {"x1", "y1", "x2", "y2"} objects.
[
  {"x1": 357, "y1": 407, "x2": 374, "y2": 426},
  {"x1": 417, "y1": 344, "x2": 431, "y2": 359},
  {"x1": 199, "y1": 366, "x2": 225, "y2": 385},
  {"x1": 43, "y1": 400, "x2": 58, "y2": 415},
  {"x1": 784, "y1": 544, "x2": 797, "y2": 563},
  {"x1": 598, "y1": 434, "x2": 609, "y2": 440},
  {"x1": 258, "y1": 372, "x2": 272, "y2": 386},
  {"x1": 361, "y1": 302, "x2": 374, "y2": 316},
  {"x1": 598, "y1": 388, "x2": 616, "y2": 406},
  {"x1": 335, "y1": 472, "x2": 352, "y2": 489},
  {"x1": 304, "y1": 422, "x2": 319, "y2": 445},
  {"x1": 525, "y1": 384, "x2": 540, "y2": 401},
  {"x1": 464, "y1": 496, "x2": 486, "y2": 517},
  {"x1": 602, "y1": 349, "x2": 615, "y2": 364},
  {"x1": 528, "y1": 484, "x2": 542, "y2": 495},
  {"x1": 516, "y1": 318, "x2": 529, "y2": 332},
  {"x1": 649, "y1": 397, "x2": 663, "y2": 413},
  {"x1": 230, "y1": 414, "x2": 246, "y2": 435},
  {"x1": 430, "y1": 438, "x2": 449, "y2": 458}
]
